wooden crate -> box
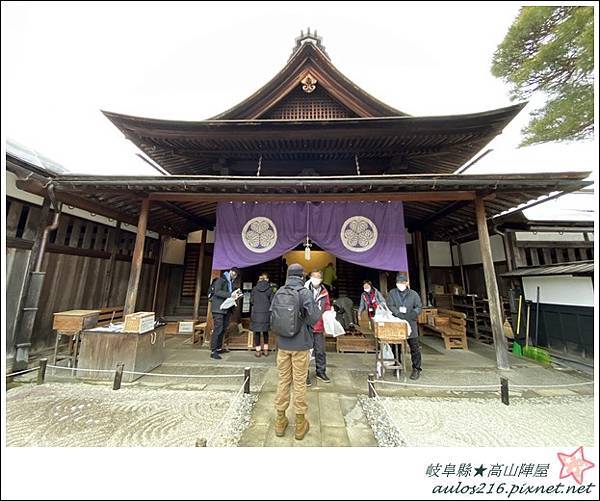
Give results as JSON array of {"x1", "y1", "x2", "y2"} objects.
[
  {"x1": 373, "y1": 321, "x2": 408, "y2": 343},
  {"x1": 418, "y1": 308, "x2": 437, "y2": 325},
  {"x1": 123, "y1": 312, "x2": 155, "y2": 333},
  {"x1": 53, "y1": 310, "x2": 99, "y2": 332},
  {"x1": 336, "y1": 333, "x2": 376, "y2": 353}
]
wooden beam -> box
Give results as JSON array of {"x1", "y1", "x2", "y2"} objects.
[
  {"x1": 157, "y1": 201, "x2": 213, "y2": 229},
  {"x1": 148, "y1": 191, "x2": 478, "y2": 203},
  {"x1": 414, "y1": 231, "x2": 427, "y2": 305},
  {"x1": 415, "y1": 200, "x2": 472, "y2": 229},
  {"x1": 101, "y1": 221, "x2": 121, "y2": 307},
  {"x1": 124, "y1": 198, "x2": 150, "y2": 316},
  {"x1": 193, "y1": 229, "x2": 207, "y2": 321},
  {"x1": 475, "y1": 197, "x2": 509, "y2": 370},
  {"x1": 15, "y1": 178, "x2": 179, "y2": 237}
]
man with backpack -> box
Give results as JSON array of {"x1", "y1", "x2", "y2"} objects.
[
  {"x1": 209, "y1": 267, "x2": 241, "y2": 360},
  {"x1": 270, "y1": 263, "x2": 321, "y2": 441}
]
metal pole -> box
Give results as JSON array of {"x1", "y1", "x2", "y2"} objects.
[
  {"x1": 37, "y1": 358, "x2": 48, "y2": 385},
  {"x1": 244, "y1": 367, "x2": 251, "y2": 394},
  {"x1": 368, "y1": 374, "x2": 375, "y2": 398},
  {"x1": 151, "y1": 235, "x2": 165, "y2": 312},
  {"x1": 500, "y1": 377, "x2": 509, "y2": 406},
  {"x1": 113, "y1": 362, "x2": 124, "y2": 390},
  {"x1": 534, "y1": 286, "x2": 541, "y2": 346}
]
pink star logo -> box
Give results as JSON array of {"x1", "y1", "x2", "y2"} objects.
[{"x1": 557, "y1": 447, "x2": 595, "y2": 484}]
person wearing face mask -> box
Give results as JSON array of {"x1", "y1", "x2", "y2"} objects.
[
  {"x1": 305, "y1": 269, "x2": 332, "y2": 384},
  {"x1": 357, "y1": 280, "x2": 387, "y2": 327},
  {"x1": 386, "y1": 272, "x2": 423, "y2": 380},
  {"x1": 209, "y1": 267, "x2": 241, "y2": 360}
]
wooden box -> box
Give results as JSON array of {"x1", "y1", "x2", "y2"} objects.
[
  {"x1": 336, "y1": 333, "x2": 376, "y2": 353},
  {"x1": 418, "y1": 308, "x2": 438, "y2": 324},
  {"x1": 434, "y1": 316, "x2": 450, "y2": 327},
  {"x1": 53, "y1": 310, "x2": 99, "y2": 332},
  {"x1": 123, "y1": 312, "x2": 155, "y2": 333},
  {"x1": 374, "y1": 321, "x2": 408, "y2": 343},
  {"x1": 78, "y1": 326, "x2": 166, "y2": 382},
  {"x1": 357, "y1": 313, "x2": 373, "y2": 333}
]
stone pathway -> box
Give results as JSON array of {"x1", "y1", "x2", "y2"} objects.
[{"x1": 239, "y1": 367, "x2": 377, "y2": 447}]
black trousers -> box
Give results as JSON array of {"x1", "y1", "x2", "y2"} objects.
[
  {"x1": 390, "y1": 337, "x2": 422, "y2": 371},
  {"x1": 254, "y1": 332, "x2": 269, "y2": 347},
  {"x1": 210, "y1": 312, "x2": 230, "y2": 353},
  {"x1": 311, "y1": 331, "x2": 327, "y2": 376}
]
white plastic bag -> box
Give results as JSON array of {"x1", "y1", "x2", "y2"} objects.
[
  {"x1": 382, "y1": 343, "x2": 395, "y2": 366},
  {"x1": 220, "y1": 297, "x2": 237, "y2": 310},
  {"x1": 373, "y1": 305, "x2": 412, "y2": 336},
  {"x1": 322, "y1": 309, "x2": 345, "y2": 337},
  {"x1": 373, "y1": 304, "x2": 401, "y2": 323}
]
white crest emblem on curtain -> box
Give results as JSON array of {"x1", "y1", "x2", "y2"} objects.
[
  {"x1": 340, "y1": 216, "x2": 378, "y2": 252},
  {"x1": 241, "y1": 217, "x2": 277, "y2": 253}
]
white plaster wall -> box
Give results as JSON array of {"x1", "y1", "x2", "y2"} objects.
[
  {"x1": 162, "y1": 237, "x2": 186, "y2": 265},
  {"x1": 522, "y1": 275, "x2": 594, "y2": 307},
  {"x1": 451, "y1": 234, "x2": 506, "y2": 265},
  {"x1": 515, "y1": 231, "x2": 585, "y2": 242},
  {"x1": 187, "y1": 229, "x2": 215, "y2": 243},
  {"x1": 427, "y1": 241, "x2": 452, "y2": 267}
]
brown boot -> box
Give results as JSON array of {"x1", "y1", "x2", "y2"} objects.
[
  {"x1": 274, "y1": 411, "x2": 288, "y2": 437},
  {"x1": 294, "y1": 414, "x2": 310, "y2": 440}
]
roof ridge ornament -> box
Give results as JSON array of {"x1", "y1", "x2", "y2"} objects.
[{"x1": 290, "y1": 27, "x2": 329, "y2": 60}]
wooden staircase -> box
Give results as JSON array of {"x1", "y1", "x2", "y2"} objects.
[{"x1": 182, "y1": 244, "x2": 201, "y2": 297}]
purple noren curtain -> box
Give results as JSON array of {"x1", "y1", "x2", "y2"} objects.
[{"x1": 212, "y1": 201, "x2": 408, "y2": 272}]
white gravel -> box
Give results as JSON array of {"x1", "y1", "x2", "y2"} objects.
[
  {"x1": 360, "y1": 395, "x2": 594, "y2": 447},
  {"x1": 6, "y1": 383, "x2": 257, "y2": 447}
]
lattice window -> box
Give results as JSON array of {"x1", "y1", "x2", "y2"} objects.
[{"x1": 262, "y1": 85, "x2": 357, "y2": 120}]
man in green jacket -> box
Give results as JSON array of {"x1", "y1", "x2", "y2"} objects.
[{"x1": 322, "y1": 262, "x2": 337, "y2": 291}]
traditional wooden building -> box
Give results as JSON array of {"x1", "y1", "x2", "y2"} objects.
[{"x1": 6, "y1": 30, "x2": 591, "y2": 371}]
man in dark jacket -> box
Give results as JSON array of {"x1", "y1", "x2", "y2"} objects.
[
  {"x1": 209, "y1": 267, "x2": 241, "y2": 360},
  {"x1": 273, "y1": 263, "x2": 321, "y2": 441},
  {"x1": 386, "y1": 271, "x2": 423, "y2": 380}
]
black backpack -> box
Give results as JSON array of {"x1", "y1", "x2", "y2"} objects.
[{"x1": 270, "y1": 285, "x2": 303, "y2": 338}]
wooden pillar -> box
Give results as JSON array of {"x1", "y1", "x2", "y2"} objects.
[
  {"x1": 151, "y1": 235, "x2": 165, "y2": 312},
  {"x1": 101, "y1": 221, "x2": 121, "y2": 307},
  {"x1": 193, "y1": 229, "x2": 207, "y2": 321},
  {"x1": 455, "y1": 241, "x2": 467, "y2": 293},
  {"x1": 205, "y1": 269, "x2": 221, "y2": 335},
  {"x1": 378, "y1": 271, "x2": 388, "y2": 296},
  {"x1": 474, "y1": 197, "x2": 509, "y2": 370},
  {"x1": 124, "y1": 198, "x2": 150, "y2": 316},
  {"x1": 414, "y1": 231, "x2": 427, "y2": 305}
]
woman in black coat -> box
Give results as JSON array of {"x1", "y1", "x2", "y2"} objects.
[{"x1": 250, "y1": 272, "x2": 274, "y2": 357}]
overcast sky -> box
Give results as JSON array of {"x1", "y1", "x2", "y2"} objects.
[{"x1": 2, "y1": 1, "x2": 596, "y2": 217}]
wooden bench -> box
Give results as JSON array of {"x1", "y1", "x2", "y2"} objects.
[
  {"x1": 421, "y1": 308, "x2": 468, "y2": 350},
  {"x1": 96, "y1": 306, "x2": 124, "y2": 326}
]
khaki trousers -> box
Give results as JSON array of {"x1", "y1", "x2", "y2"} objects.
[{"x1": 274, "y1": 349, "x2": 310, "y2": 415}]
